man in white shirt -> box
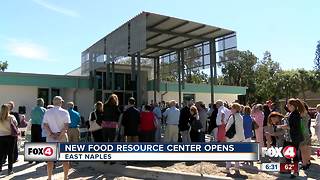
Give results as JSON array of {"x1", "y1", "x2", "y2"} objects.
[
  {"x1": 43, "y1": 96, "x2": 70, "y2": 180},
  {"x1": 212, "y1": 100, "x2": 228, "y2": 141},
  {"x1": 163, "y1": 100, "x2": 180, "y2": 142}
]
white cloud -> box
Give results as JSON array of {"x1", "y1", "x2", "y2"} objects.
[
  {"x1": 32, "y1": 0, "x2": 79, "y2": 17},
  {"x1": 6, "y1": 39, "x2": 52, "y2": 61}
]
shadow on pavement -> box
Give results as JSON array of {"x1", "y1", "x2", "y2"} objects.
[
  {"x1": 226, "y1": 172, "x2": 249, "y2": 179},
  {"x1": 10, "y1": 164, "x2": 60, "y2": 180},
  {"x1": 303, "y1": 162, "x2": 320, "y2": 180},
  {"x1": 68, "y1": 165, "x2": 105, "y2": 180},
  {"x1": 240, "y1": 164, "x2": 260, "y2": 174},
  {"x1": 128, "y1": 161, "x2": 177, "y2": 168}
]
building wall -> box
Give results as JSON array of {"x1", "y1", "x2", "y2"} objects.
[
  {"x1": 0, "y1": 85, "x2": 38, "y2": 120},
  {"x1": 147, "y1": 91, "x2": 240, "y2": 106},
  {"x1": 74, "y1": 89, "x2": 94, "y2": 120},
  {"x1": 0, "y1": 85, "x2": 93, "y2": 121}
]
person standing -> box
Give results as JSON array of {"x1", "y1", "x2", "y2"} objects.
[
  {"x1": 299, "y1": 102, "x2": 312, "y2": 170},
  {"x1": 196, "y1": 102, "x2": 207, "y2": 142},
  {"x1": 225, "y1": 103, "x2": 245, "y2": 175},
  {"x1": 242, "y1": 106, "x2": 253, "y2": 142},
  {"x1": 208, "y1": 104, "x2": 218, "y2": 142},
  {"x1": 0, "y1": 104, "x2": 17, "y2": 176},
  {"x1": 121, "y1": 97, "x2": 140, "y2": 142},
  {"x1": 163, "y1": 100, "x2": 180, "y2": 142},
  {"x1": 88, "y1": 102, "x2": 103, "y2": 142},
  {"x1": 215, "y1": 100, "x2": 229, "y2": 142},
  {"x1": 43, "y1": 96, "x2": 70, "y2": 180},
  {"x1": 67, "y1": 102, "x2": 81, "y2": 143},
  {"x1": 189, "y1": 105, "x2": 203, "y2": 142},
  {"x1": 102, "y1": 94, "x2": 121, "y2": 142},
  {"x1": 41, "y1": 105, "x2": 54, "y2": 142},
  {"x1": 29, "y1": 98, "x2": 47, "y2": 164},
  {"x1": 152, "y1": 102, "x2": 162, "y2": 142},
  {"x1": 31, "y1": 98, "x2": 46, "y2": 143},
  {"x1": 179, "y1": 102, "x2": 192, "y2": 143},
  {"x1": 262, "y1": 104, "x2": 271, "y2": 146},
  {"x1": 251, "y1": 104, "x2": 264, "y2": 153},
  {"x1": 284, "y1": 99, "x2": 305, "y2": 178},
  {"x1": 7, "y1": 101, "x2": 20, "y2": 163},
  {"x1": 139, "y1": 105, "x2": 156, "y2": 142},
  {"x1": 7, "y1": 101, "x2": 20, "y2": 126},
  {"x1": 313, "y1": 104, "x2": 320, "y2": 145}
]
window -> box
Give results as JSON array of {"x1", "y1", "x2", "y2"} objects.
[
  {"x1": 38, "y1": 88, "x2": 49, "y2": 107},
  {"x1": 51, "y1": 88, "x2": 60, "y2": 98},
  {"x1": 103, "y1": 72, "x2": 106, "y2": 90},
  {"x1": 183, "y1": 94, "x2": 195, "y2": 102},
  {"x1": 96, "y1": 71, "x2": 102, "y2": 90},
  {"x1": 125, "y1": 74, "x2": 136, "y2": 91},
  {"x1": 115, "y1": 73, "x2": 125, "y2": 90}
]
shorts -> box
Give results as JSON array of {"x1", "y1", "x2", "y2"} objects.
[{"x1": 46, "y1": 133, "x2": 68, "y2": 142}]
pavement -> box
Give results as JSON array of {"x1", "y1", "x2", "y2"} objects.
[
  {"x1": 1, "y1": 146, "x2": 319, "y2": 180},
  {"x1": 0, "y1": 121, "x2": 319, "y2": 180}
]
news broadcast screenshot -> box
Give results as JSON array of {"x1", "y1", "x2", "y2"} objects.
[{"x1": 1, "y1": 1, "x2": 320, "y2": 180}]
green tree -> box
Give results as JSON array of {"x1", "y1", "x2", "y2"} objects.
[
  {"x1": 315, "y1": 40, "x2": 320, "y2": 71},
  {"x1": 220, "y1": 50, "x2": 257, "y2": 86},
  {"x1": 219, "y1": 50, "x2": 257, "y2": 103},
  {"x1": 254, "y1": 51, "x2": 281, "y2": 102},
  {"x1": 0, "y1": 61, "x2": 8, "y2": 72}
]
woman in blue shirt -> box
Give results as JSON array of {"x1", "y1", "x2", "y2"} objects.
[{"x1": 242, "y1": 106, "x2": 253, "y2": 142}]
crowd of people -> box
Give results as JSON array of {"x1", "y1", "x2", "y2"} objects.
[
  {"x1": 0, "y1": 97, "x2": 79, "y2": 180},
  {"x1": 0, "y1": 94, "x2": 320, "y2": 179}
]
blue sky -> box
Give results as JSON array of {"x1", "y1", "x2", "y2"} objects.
[{"x1": 0, "y1": 0, "x2": 319, "y2": 75}]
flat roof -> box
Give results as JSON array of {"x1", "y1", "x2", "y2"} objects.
[
  {"x1": 84, "y1": 11, "x2": 235, "y2": 58},
  {"x1": 0, "y1": 72, "x2": 90, "y2": 89}
]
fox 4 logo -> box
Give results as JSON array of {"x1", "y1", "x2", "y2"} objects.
[
  {"x1": 28, "y1": 147, "x2": 54, "y2": 157},
  {"x1": 262, "y1": 146, "x2": 296, "y2": 159}
]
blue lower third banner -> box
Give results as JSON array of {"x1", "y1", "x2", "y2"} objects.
[
  {"x1": 24, "y1": 143, "x2": 259, "y2": 161},
  {"x1": 59, "y1": 143, "x2": 259, "y2": 161}
]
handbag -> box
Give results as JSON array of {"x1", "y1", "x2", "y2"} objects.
[
  {"x1": 10, "y1": 117, "x2": 20, "y2": 137},
  {"x1": 19, "y1": 116, "x2": 28, "y2": 128},
  {"x1": 252, "y1": 120, "x2": 259, "y2": 130},
  {"x1": 88, "y1": 112, "x2": 102, "y2": 132},
  {"x1": 225, "y1": 115, "x2": 236, "y2": 139}
]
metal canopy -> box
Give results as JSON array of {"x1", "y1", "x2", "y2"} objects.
[{"x1": 83, "y1": 11, "x2": 235, "y2": 58}]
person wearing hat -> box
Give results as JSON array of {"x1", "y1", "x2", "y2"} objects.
[{"x1": 43, "y1": 96, "x2": 70, "y2": 180}]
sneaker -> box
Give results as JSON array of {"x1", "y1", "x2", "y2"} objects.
[{"x1": 8, "y1": 170, "x2": 14, "y2": 175}]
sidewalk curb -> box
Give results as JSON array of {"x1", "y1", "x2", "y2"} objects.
[{"x1": 83, "y1": 162, "x2": 232, "y2": 180}]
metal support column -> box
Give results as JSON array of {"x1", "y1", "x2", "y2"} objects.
[
  {"x1": 156, "y1": 57, "x2": 160, "y2": 92},
  {"x1": 106, "y1": 58, "x2": 110, "y2": 91},
  {"x1": 177, "y1": 50, "x2": 182, "y2": 107},
  {"x1": 131, "y1": 55, "x2": 136, "y2": 81},
  {"x1": 111, "y1": 60, "x2": 115, "y2": 92},
  {"x1": 153, "y1": 58, "x2": 157, "y2": 103},
  {"x1": 209, "y1": 40, "x2": 216, "y2": 104},
  {"x1": 137, "y1": 52, "x2": 141, "y2": 107},
  {"x1": 181, "y1": 49, "x2": 185, "y2": 89}
]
